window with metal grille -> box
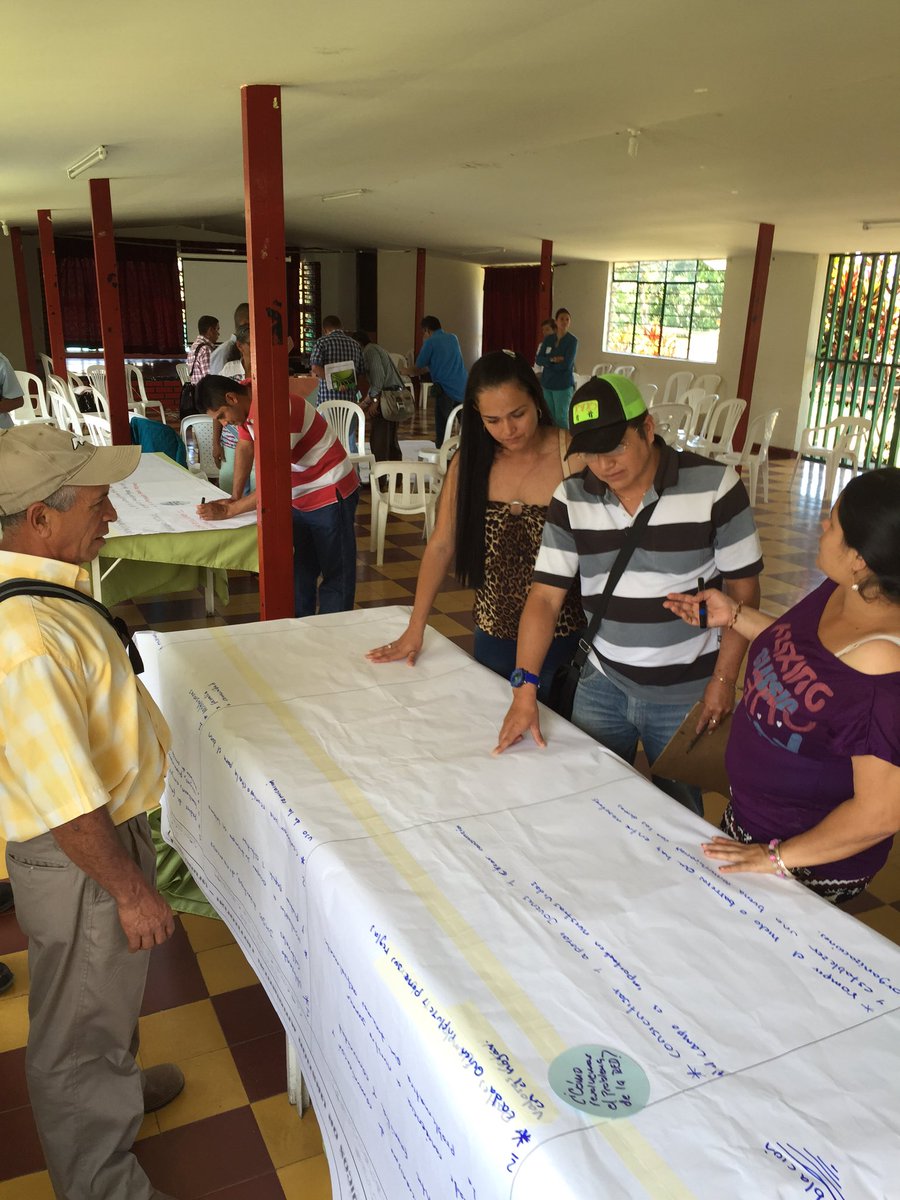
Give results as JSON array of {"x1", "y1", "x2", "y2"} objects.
[
  {"x1": 298, "y1": 261, "x2": 321, "y2": 354},
  {"x1": 809, "y1": 252, "x2": 900, "y2": 468},
  {"x1": 605, "y1": 259, "x2": 726, "y2": 361}
]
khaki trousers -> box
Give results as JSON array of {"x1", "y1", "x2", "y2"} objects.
[{"x1": 6, "y1": 813, "x2": 158, "y2": 1199}]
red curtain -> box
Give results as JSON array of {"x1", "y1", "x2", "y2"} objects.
[
  {"x1": 57, "y1": 238, "x2": 184, "y2": 354},
  {"x1": 481, "y1": 265, "x2": 542, "y2": 359}
]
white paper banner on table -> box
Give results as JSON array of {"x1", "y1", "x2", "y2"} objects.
[
  {"x1": 140, "y1": 609, "x2": 900, "y2": 1200},
  {"x1": 108, "y1": 453, "x2": 257, "y2": 536}
]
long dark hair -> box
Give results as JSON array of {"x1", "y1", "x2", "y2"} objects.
[
  {"x1": 838, "y1": 467, "x2": 900, "y2": 603},
  {"x1": 453, "y1": 351, "x2": 553, "y2": 588}
]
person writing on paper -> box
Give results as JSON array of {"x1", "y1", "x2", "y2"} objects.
[
  {"x1": 195, "y1": 375, "x2": 359, "y2": 617},
  {"x1": 664, "y1": 468, "x2": 900, "y2": 903},
  {"x1": 495, "y1": 375, "x2": 762, "y2": 816},
  {"x1": 366, "y1": 352, "x2": 583, "y2": 698}
]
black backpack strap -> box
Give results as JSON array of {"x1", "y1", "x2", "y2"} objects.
[
  {"x1": 570, "y1": 492, "x2": 663, "y2": 674},
  {"x1": 0, "y1": 578, "x2": 144, "y2": 674}
]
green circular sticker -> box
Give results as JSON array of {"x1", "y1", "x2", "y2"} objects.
[{"x1": 548, "y1": 1045, "x2": 649, "y2": 1119}]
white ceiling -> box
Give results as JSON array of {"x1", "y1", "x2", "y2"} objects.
[{"x1": 5, "y1": 0, "x2": 900, "y2": 263}]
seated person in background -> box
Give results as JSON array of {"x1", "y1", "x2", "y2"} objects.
[
  {"x1": 216, "y1": 323, "x2": 254, "y2": 494},
  {"x1": 665, "y1": 468, "x2": 900, "y2": 903},
  {"x1": 0, "y1": 350, "x2": 24, "y2": 428},
  {"x1": 367, "y1": 351, "x2": 583, "y2": 700},
  {"x1": 196, "y1": 375, "x2": 359, "y2": 617},
  {"x1": 209, "y1": 302, "x2": 250, "y2": 375}
]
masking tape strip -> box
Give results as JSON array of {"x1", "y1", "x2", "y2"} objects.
[{"x1": 213, "y1": 630, "x2": 695, "y2": 1198}]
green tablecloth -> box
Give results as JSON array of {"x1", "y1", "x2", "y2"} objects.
[{"x1": 97, "y1": 521, "x2": 259, "y2": 607}]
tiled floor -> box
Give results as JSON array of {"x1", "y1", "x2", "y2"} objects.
[{"x1": 3, "y1": 417, "x2": 900, "y2": 1197}]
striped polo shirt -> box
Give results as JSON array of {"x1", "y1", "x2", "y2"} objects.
[
  {"x1": 239, "y1": 394, "x2": 359, "y2": 512},
  {"x1": 534, "y1": 438, "x2": 763, "y2": 704}
]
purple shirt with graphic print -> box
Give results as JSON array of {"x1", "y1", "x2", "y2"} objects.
[{"x1": 726, "y1": 579, "x2": 900, "y2": 885}]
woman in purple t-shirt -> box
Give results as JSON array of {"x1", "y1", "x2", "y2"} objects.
[{"x1": 665, "y1": 468, "x2": 900, "y2": 903}]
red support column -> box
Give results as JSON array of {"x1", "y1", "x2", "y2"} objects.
[
  {"x1": 413, "y1": 248, "x2": 426, "y2": 359},
  {"x1": 37, "y1": 210, "x2": 66, "y2": 376},
  {"x1": 89, "y1": 179, "x2": 130, "y2": 446},
  {"x1": 242, "y1": 83, "x2": 294, "y2": 622},
  {"x1": 734, "y1": 222, "x2": 775, "y2": 451},
  {"x1": 10, "y1": 228, "x2": 36, "y2": 375},
  {"x1": 539, "y1": 238, "x2": 553, "y2": 318}
]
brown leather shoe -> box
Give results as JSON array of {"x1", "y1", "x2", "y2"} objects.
[{"x1": 142, "y1": 1063, "x2": 185, "y2": 1112}]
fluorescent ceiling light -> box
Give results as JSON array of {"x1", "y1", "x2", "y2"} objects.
[
  {"x1": 67, "y1": 145, "x2": 108, "y2": 181},
  {"x1": 321, "y1": 188, "x2": 367, "y2": 202}
]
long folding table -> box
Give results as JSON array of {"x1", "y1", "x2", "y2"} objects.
[{"x1": 142, "y1": 606, "x2": 900, "y2": 1199}]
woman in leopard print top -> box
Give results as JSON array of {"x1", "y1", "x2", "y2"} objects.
[{"x1": 367, "y1": 352, "x2": 583, "y2": 700}]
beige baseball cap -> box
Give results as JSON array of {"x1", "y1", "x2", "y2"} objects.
[{"x1": 0, "y1": 424, "x2": 141, "y2": 516}]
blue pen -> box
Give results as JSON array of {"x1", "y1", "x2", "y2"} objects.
[{"x1": 697, "y1": 577, "x2": 707, "y2": 628}]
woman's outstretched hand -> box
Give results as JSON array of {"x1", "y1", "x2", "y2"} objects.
[
  {"x1": 664, "y1": 587, "x2": 735, "y2": 629},
  {"x1": 366, "y1": 626, "x2": 423, "y2": 667},
  {"x1": 701, "y1": 836, "x2": 774, "y2": 874}
]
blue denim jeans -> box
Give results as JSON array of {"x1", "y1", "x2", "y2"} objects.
[
  {"x1": 291, "y1": 490, "x2": 359, "y2": 618},
  {"x1": 473, "y1": 627, "x2": 583, "y2": 706},
  {"x1": 572, "y1": 659, "x2": 703, "y2": 815}
]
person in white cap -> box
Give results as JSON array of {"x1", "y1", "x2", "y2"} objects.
[{"x1": 0, "y1": 425, "x2": 182, "y2": 1199}]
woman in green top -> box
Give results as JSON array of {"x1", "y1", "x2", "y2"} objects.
[{"x1": 535, "y1": 307, "x2": 578, "y2": 428}]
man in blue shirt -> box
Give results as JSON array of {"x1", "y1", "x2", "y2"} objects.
[
  {"x1": 403, "y1": 316, "x2": 467, "y2": 447},
  {"x1": 0, "y1": 351, "x2": 24, "y2": 429}
]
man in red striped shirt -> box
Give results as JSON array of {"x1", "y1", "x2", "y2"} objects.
[{"x1": 196, "y1": 375, "x2": 359, "y2": 617}]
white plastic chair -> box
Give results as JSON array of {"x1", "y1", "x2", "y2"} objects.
[
  {"x1": 693, "y1": 373, "x2": 722, "y2": 396},
  {"x1": 789, "y1": 416, "x2": 872, "y2": 502},
  {"x1": 39, "y1": 353, "x2": 55, "y2": 389},
  {"x1": 387, "y1": 352, "x2": 407, "y2": 370},
  {"x1": 175, "y1": 363, "x2": 191, "y2": 385},
  {"x1": 180, "y1": 415, "x2": 220, "y2": 480},
  {"x1": 47, "y1": 376, "x2": 85, "y2": 435},
  {"x1": 88, "y1": 387, "x2": 110, "y2": 418},
  {"x1": 714, "y1": 409, "x2": 780, "y2": 505},
  {"x1": 660, "y1": 371, "x2": 695, "y2": 406},
  {"x1": 317, "y1": 399, "x2": 376, "y2": 483},
  {"x1": 14, "y1": 372, "x2": 52, "y2": 421},
  {"x1": 639, "y1": 382, "x2": 659, "y2": 407},
  {"x1": 612, "y1": 365, "x2": 636, "y2": 379},
  {"x1": 419, "y1": 404, "x2": 463, "y2": 465},
  {"x1": 369, "y1": 461, "x2": 441, "y2": 565},
  {"x1": 572, "y1": 372, "x2": 591, "y2": 392},
  {"x1": 434, "y1": 434, "x2": 460, "y2": 494},
  {"x1": 126, "y1": 365, "x2": 167, "y2": 422},
  {"x1": 86, "y1": 364, "x2": 107, "y2": 398},
  {"x1": 592, "y1": 362, "x2": 613, "y2": 377},
  {"x1": 688, "y1": 397, "x2": 747, "y2": 455},
  {"x1": 681, "y1": 387, "x2": 719, "y2": 438},
  {"x1": 649, "y1": 403, "x2": 693, "y2": 446},
  {"x1": 83, "y1": 413, "x2": 112, "y2": 446}
]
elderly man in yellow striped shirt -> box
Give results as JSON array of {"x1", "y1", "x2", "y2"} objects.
[{"x1": 0, "y1": 425, "x2": 182, "y2": 1200}]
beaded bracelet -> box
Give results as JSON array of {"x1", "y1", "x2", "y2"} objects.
[
  {"x1": 767, "y1": 838, "x2": 792, "y2": 878},
  {"x1": 728, "y1": 601, "x2": 744, "y2": 629}
]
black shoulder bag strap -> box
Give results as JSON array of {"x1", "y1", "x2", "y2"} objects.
[
  {"x1": 0, "y1": 578, "x2": 144, "y2": 674},
  {"x1": 570, "y1": 490, "x2": 664, "y2": 676}
]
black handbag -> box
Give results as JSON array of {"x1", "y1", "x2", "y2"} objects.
[{"x1": 547, "y1": 495, "x2": 662, "y2": 720}]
